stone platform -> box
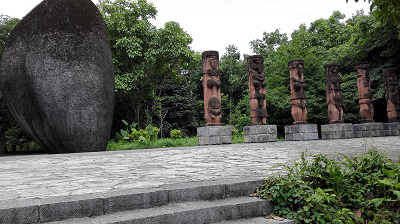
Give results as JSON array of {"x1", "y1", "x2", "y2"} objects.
[
  {"x1": 1, "y1": 137, "x2": 398, "y2": 204},
  {"x1": 353, "y1": 122, "x2": 385, "y2": 138},
  {"x1": 284, "y1": 124, "x2": 318, "y2": 141},
  {"x1": 197, "y1": 126, "x2": 233, "y2": 145},
  {"x1": 321, "y1": 123, "x2": 353, "y2": 140},
  {"x1": 243, "y1": 125, "x2": 277, "y2": 143},
  {"x1": 384, "y1": 122, "x2": 400, "y2": 136}
]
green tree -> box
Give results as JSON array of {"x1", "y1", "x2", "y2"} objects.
[
  {"x1": 0, "y1": 14, "x2": 19, "y2": 55},
  {"x1": 349, "y1": 0, "x2": 400, "y2": 37},
  {"x1": 254, "y1": 10, "x2": 400, "y2": 134},
  {"x1": 98, "y1": 0, "x2": 196, "y2": 135},
  {"x1": 250, "y1": 29, "x2": 288, "y2": 57},
  {"x1": 219, "y1": 45, "x2": 249, "y2": 126}
]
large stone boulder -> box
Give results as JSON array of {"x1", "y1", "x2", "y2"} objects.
[{"x1": 0, "y1": 0, "x2": 114, "y2": 153}]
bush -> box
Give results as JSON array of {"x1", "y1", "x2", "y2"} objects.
[
  {"x1": 170, "y1": 129, "x2": 182, "y2": 139},
  {"x1": 4, "y1": 126, "x2": 41, "y2": 153},
  {"x1": 115, "y1": 120, "x2": 159, "y2": 143},
  {"x1": 258, "y1": 150, "x2": 400, "y2": 223}
]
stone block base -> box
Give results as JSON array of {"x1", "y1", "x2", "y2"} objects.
[
  {"x1": 197, "y1": 126, "x2": 233, "y2": 145},
  {"x1": 353, "y1": 123, "x2": 385, "y2": 138},
  {"x1": 284, "y1": 124, "x2": 318, "y2": 141},
  {"x1": 321, "y1": 123, "x2": 353, "y2": 140},
  {"x1": 243, "y1": 125, "x2": 277, "y2": 143},
  {"x1": 384, "y1": 122, "x2": 400, "y2": 136}
]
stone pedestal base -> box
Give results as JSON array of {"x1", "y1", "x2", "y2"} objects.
[
  {"x1": 353, "y1": 123, "x2": 385, "y2": 138},
  {"x1": 384, "y1": 122, "x2": 400, "y2": 136},
  {"x1": 197, "y1": 126, "x2": 232, "y2": 145},
  {"x1": 243, "y1": 125, "x2": 277, "y2": 143},
  {"x1": 284, "y1": 124, "x2": 318, "y2": 141},
  {"x1": 321, "y1": 123, "x2": 353, "y2": 140}
]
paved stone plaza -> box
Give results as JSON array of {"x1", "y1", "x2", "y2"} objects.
[{"x1": 0, "y1": 136, "x2": 399, "y2": 203}]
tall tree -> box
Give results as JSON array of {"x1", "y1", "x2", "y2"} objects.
[
  {"x1": 98, "y1": 0, "x2": 196, "y2": 134},
  {"x1": 0, "y1": 15, "x2": 19, "y2": 55}
]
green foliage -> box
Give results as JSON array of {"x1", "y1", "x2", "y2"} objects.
[
  {"x1": 170, "y1": 129, "x2": 182, "y2": 139},
  {"x1": 349, "y1": 0, "x2": 400, "y2": 29},
  {"x1": 98, "y1": 0, "x2": 196, "y2": 135},
  {"x1": 0, "y1": 14, "x2": 19, "y2": 55},
  {"x1": 258, "y1": 150, "x2": 400, "y2": 223},
  {"x1": 4, "y1": 126, "x2": 42, "y2": 153},
  {"x1": 116, "y1": 120, "x2": 159, "y2": 142},
  {"x1": 251, "y1": 11, "x2": 400, "y2": 128},
  {"x1": 107, "y1": 136, "x2": 197, "y2": 150},
  {"x1": 250, "y1": 29, "x2": 288, "y2": 57}
]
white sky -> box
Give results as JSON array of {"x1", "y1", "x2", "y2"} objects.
[{"x1": 0, "y1": 0, "x2": 370, "y2": 56}]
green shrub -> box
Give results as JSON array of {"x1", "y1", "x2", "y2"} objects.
[
  {"x1": 107, "y1": 136, "x2": 198, "y2": 150},
  {"x1": 170, "y1": 129, "x2": 182, "y2": 139},
  {"x1": 116, "y1": 120, "x2": 159, "y2": 143},
  {"x1": 258, "y1": 150, "x2": 400, "y2": 223},
  {"x1": 4, "y1": 126, "x2": 42, "y2": 153}
]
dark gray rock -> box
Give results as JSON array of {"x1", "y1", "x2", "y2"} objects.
[{"x1": 0, "y1": 0, "x2": 114, "y2": 153}]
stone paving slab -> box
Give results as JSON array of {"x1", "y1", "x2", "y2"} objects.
[{"x1": 0, "y1": 137, "x2": 399, "y2": 203}]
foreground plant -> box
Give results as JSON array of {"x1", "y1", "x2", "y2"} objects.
[{"x1": 258, "y1": 150, "x2": 400, "y2": 223}]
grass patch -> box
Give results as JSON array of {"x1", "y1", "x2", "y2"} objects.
[
  {"x1": 108, "y1": 134, "x2": 246, "y2": 151},
  {"x1": 107, "y1": 137, "x2": 198, "y2": 151},
  {"x1": 258, "y1": 149, "x2": 400, "y2": 223}
]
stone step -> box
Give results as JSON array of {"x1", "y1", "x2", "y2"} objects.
[
  {"x1": 47, "y1": 196, "x2": 272, "y2": 224},
  {"x1": 0, "y1": 178, "x2": 266, "y2": 223},
  {"x1": 215, "y1": 217, "x2": 295, "y2": 224}
]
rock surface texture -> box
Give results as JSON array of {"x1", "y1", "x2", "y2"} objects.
[{"x1": 0, "y1": 0, "x2": 114, "y2": 153}]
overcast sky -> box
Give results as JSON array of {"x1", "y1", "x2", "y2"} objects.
[{"x1": 0, "y1": 0, "x2": 370, "y2": 56}]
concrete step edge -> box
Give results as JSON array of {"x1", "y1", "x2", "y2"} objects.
[
  {"x1": 47, "y1": 196, "x2": 273, "y2": 224},
  {"x1": 0, "y1": 177, "x2": 265, "y2": 223},
  {"x1": 214, "y1": 216, "x2": 295, "y2": 224}
]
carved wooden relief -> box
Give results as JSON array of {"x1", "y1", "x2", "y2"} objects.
[
  {"x1": 202, "y1": 51, "x2": 222, "y2": 126},
  {"x1": 248, "y1": 55, "x2": 267, "y2": 125},
  {"x1": 324, "y1": 62, "x2": 343, "y2": 124},
  {"x1": 289, "y1": 60, "x2": 307, "y2": 124},
  {"x1": 383, "y1": 67, "x2": 400, "y2": 122},
  {"x1": 356, "y1": 64, "x2": 374, "y2": 123}
]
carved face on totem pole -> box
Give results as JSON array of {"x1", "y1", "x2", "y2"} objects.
[
  {"x1": 202, "y1": 51, "x2": 222, "y2": 126},
  {"x1": 288, "y1": 60, "x2": 307, "y2": 124},
  {"x1": 355, "y1": 64, "x2": 374, "y2": 123},
  {"x1": 383, "y1": 67, "x2": 400, "y2": 122},
  {"x1": 324, "y1": 62, "x2": 343, "y2": 124},
  {"x1": 248, "y1": 55, "x2": 267, "y2": 125}
]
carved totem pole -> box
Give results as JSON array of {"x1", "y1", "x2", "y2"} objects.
[
  {"x1": 383, "y1": 68, "x2": 400, "y2": 122},
  {"x1": 356, "y1": 65, "x2": 374, "y2": 123},
  {"x1": 202, "y1": 51, "x2": 222, "y2": 126},
  {"x1": 248, "y1": 55, "x2": 268, "y2": 125},
  {"x1": 289, "y1": 60, "x2": 307, "y2": 124},
  {"x1": 324, "y1": 63, "x2": 343, "y2": 124}
]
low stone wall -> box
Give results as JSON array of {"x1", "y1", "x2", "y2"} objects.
[
  {"x1": 353, "y1": 123, "x2": 385, "y2": 138},
  {"x1": 384, "y1": 122, "x2": 400, "y2": 136},
  {"x1": 321, "y1": 123, "x2": 353, "y2": 140},
  {"x1": 243, "y1": 125, "x2": 277, "y2": 143},
  {"x1": 197, "y1": 126, "x2": 233, "y2": 145},
  {"x1": 284, "y1": 124, "x2": 318, "y2": 141}
]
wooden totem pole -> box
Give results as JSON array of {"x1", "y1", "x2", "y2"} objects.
[
  {"x1": 202, "y1": 51, "x2": 222, "y2": 126},
  {"x1": 383, "y1": 68, "x2": 400, "y2": 122},
  {"x1": 248, "y1": 55, "x2": 267, "y2": 125},
  {"x1": 325, "y1": 63, "x2": 343, "y2": 124},
  {"x1": 289, "y1": 60, "x2": 307, "y2": 124},
  {"x1": 356, "y1": 65, "x2": 374, "y2": 123}
]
